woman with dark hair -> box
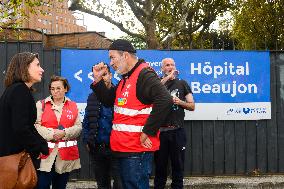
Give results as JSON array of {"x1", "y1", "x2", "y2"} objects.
[
  {"x1": 35, "y1": 75, "x2": 82, "y2": 189},
  {"x1": 0, "y1": 52, "x2": 49, "y2": 168}
]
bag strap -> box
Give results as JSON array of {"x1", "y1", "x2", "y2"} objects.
[{"x1": 41, "y1": 100, "x2": 45, "y2": 112}]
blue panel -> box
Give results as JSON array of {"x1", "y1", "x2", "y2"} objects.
[{"x1": 61, "y1": 49, "x2": 270, "y2": 104}]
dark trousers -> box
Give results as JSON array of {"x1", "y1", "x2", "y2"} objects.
[
  {"x1": 154, "y1": 128, "x2": 187, "y2": 189},
  {"x1": 118, "y1": 152, "x2": 153, "y2": 189},
  {"x1": 91, "y1": 144, "x2": 123, "y2": 189},
  {"x1": 36, "y1": 164, "x2": 70, "y2": 189}
]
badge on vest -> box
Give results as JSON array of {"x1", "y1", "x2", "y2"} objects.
[
  {"x1": 118, "y1": 98, "x2": 127, "y2": 106},
  {"x1": 66, "y1": 110, "x2": 74, "y2": 120}
]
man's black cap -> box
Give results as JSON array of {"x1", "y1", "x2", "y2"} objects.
[{"x1": 108, "y1": 39, "x2": 136, "y2": 53}]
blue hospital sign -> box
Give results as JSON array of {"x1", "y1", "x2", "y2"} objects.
[{"x1": 61, "y1": 49, "x2": 271, "y2": 120}]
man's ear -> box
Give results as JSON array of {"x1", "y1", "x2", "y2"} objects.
[
  {"x1": 125, "y1": 51, "x2": 132, "y2": 59},
  {"x1": 161, "y1": 66, "x2": 165, "y2": 73}
]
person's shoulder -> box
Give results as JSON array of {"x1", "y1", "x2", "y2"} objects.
[
  {"x1": 88, "y1": 92, "x2": 96, "y2": 97},
  {"x1": 4, "y1": 82, "x2": 31, "y2": 103},
  {"x1": 87, "y1": 92, "x2": 98, "y2": 101},
  {"x1": 65, "y1": 96, "x2": 75, "y2": 103},
  {"x1": 177, "y1": 78, "x2": 189, "y2": 85},
  {"x1": 8, "y1": 82, "x2": 27, "y2": 90},
  {"x1": 7, "y1": 82, "x2": 29, "y2": 95},
  {"x1": 140, "y1": 66, "x2": 157, "y2": 76},
  {"x1": 66, "y1": 99, "x2": 79, "y2": 109},
  {"x1": 36, "y1": 96, "x2": 50, "y2": 105}
]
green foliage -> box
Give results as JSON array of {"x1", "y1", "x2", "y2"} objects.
[
  {"x1": 0, "y1": 0, "x2": 51, "y2": 29},
  {"x1": 122, "y1": 35, "x2": 147, "y2": 49},
  {"x1": 232, "y1": 0, "x2": 284, "y2": 50},
  {"x1": 168, "y1": 29, "x2": 235, "y2": 50}
]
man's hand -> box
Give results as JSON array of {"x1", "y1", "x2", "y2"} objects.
[
  {"x1": 173, "y1": 94, "x2": 195, "y2": 111},
  {"x1": 161, "y1": 70, "x2": 178, "y2": 84},
  {"x1": 86, "y1": 144, "x2": 90, "y2": 152},
  {"x1": 173, "y1": 96, "x2": 182, "y2": 105},
  {"x1": 168, "y1": 70, "x2": 178, "y2": 80},
  {"x1": 140, "y1": 133, "x2": 152, "y2": 149},
  {"x1": 93, "y1": 62, "x2": 108, "y2": 82}
]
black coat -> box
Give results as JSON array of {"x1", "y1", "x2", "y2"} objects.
[{"x1": 0, "y1": 82, "x2": 48, "y2": 168}]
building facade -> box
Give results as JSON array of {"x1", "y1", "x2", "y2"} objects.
[{"x1": 22, "y1": 0, "x2": 86, "y2": 34}]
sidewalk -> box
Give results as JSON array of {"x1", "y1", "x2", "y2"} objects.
[{"x1": 67, "y1": 175, "x2": 284, "y2": 189}]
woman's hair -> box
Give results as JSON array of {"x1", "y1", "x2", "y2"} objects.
[
  {"x1": 4, "y1": 52, "x2": 39, "y2": 88},
  {"x1": 49, "y1": 75, "x2": 70, "y2": 92}
]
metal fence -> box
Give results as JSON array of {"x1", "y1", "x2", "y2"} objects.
[
  {"x1": 0, "y1": 41, "x2": 283, "y2": 179},
  {"x1": 0, "y1": 41, "x2": 61, "y2": 99}
]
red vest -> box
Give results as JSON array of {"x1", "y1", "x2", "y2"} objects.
[
  {"x1": 111, "y1": 63, "x2": 160, "y2": 152},
  {"x1": 41, "y1": 100, "x2": 79, "y2": 160}
]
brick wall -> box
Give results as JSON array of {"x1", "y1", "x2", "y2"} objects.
[
  {"x1": 0, "y1": 28, "x2": 112, "y2": 49},
  {"x1": 0, "y1": 28, "x2": 47, "y2": 42},
  {"x1": 46, "y1": 32, "x2": 112, "y2": 48}
]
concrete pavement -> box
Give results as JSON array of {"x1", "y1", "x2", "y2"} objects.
[{"x1": 67, "y1": 175, "x2": 284, "y2": 189}]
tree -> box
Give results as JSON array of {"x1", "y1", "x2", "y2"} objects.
[
  {"x1": 156, "y1": 0, "x2": 237, "y2": 49},
  {"x1": 69, "y1": 0, "x2": 237, "y2": 49},
  {"x1": 190, "y1": 29, "x2": 235, "y2": 50},
  {"x1": 0, "y1": 0, "x2": 50, "y2": 30},
  {"x1": 232, "y1": 0, "x2": 284, "y2": 50}
]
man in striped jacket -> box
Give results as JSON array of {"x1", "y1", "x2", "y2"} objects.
[{"x1": 91, "y1": 39, "x2": 173, "y2": 189}]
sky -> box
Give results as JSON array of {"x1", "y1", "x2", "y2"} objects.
[{"x1": 75, "y1": 12, "x2": 127, "y2": 40}]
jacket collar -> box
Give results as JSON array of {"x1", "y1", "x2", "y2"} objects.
[
  {"x1": 44, "y1": 95, "x2": 70, "y2": 104},
  {"x1": 121, "y1": 59, "x2": 144, "y2": 79}
]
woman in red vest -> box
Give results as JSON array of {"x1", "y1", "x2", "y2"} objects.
[{"x1": 35, "y1": 76, "x2": 82, "y2": 189}]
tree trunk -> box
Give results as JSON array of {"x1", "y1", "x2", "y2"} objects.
[{"x1": 145, "y1": 22, "x2": 160, "y2": 49}]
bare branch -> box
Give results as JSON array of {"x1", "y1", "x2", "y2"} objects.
[
  {"x1": 125, "y1": 0, "x2": 147, "y2": 18},
  {"x1": 69, "y1": 0, "x2": 145, "y2": 40},
  {"x1": 133, "y1": 0, "x2": 146, "y2": 6}
]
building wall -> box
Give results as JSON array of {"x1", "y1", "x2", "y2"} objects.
[
  {"x1": 22, "y1": 0, "x2": 86, "y2": 34},
  {"x1": 0, "y1": 28, "x2": 111, "y2": 49},
  {"x1": 46, "y1": 32, "x2": 112, "y2": 48}
]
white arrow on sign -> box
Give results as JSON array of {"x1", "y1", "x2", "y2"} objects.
[
  {"x1": 114, "y1": 72, "x2": 121, "y2": 81},
  {"x1": 74, "y1": 70, "x2": 83, "y2": 82},
  {"x1": 88, "y1": 72, "x2": 94, "y2": 81}
]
